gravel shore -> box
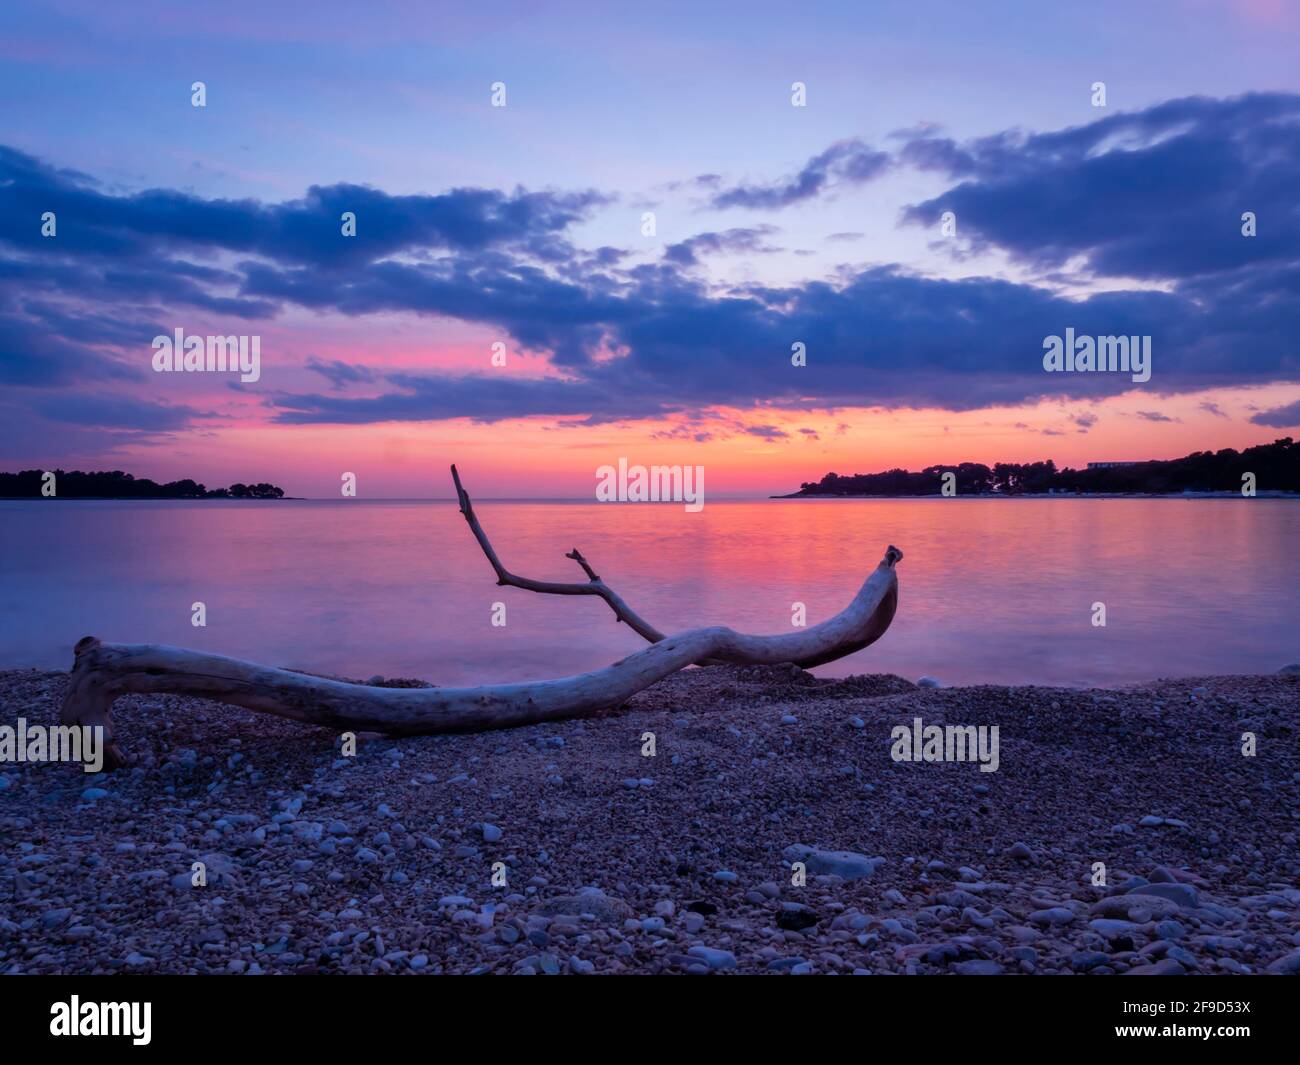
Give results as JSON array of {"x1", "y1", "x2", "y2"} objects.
[{"x1": 2, "y1": 664, "x2": 1297, "y2": 975}]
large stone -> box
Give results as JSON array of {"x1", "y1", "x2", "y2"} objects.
[
  {"x1": 952, "y1": 959, "x2": 1003, "y2": 975},
  {"x1": 1091, "y1": 894, "x2": 1181, "y2": 920},
  {"x1": 1125, "y1": 958, "x2": 1185, "y2": 976},
  {"x1": 783, "y1": 845, "x2": 885, "y2": 880},
  {"x1": 687, "y1": 946, "x2": 737, "y2": 971},
  {"x1": 1126, "y1": 882, "x2": 1199, "y2": 909},
  {"x1": 1089, "y1": 918, "x2": 1140, "y2": 938},
  {"x1": 536, "y1": 888, "x2": 630, "y2": 922}
]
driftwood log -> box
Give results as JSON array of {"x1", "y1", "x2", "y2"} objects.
[{"x1": 61, "y1": 467, "x2": 903, "y2": 770}]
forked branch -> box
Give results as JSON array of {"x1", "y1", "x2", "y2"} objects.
[{"x1": 451, "y1": 464, "x2": 668, "y2": 644}]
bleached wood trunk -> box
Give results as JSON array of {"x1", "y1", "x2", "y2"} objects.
[{"x1": 61, "y1": 545, "x2": 901, "y2": 771}]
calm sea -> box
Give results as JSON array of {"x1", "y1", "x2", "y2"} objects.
[{"x1": 2, "y1": 498, "x2": 1296, "y2": 688}]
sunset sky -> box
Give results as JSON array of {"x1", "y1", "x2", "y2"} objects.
[{"x1": 2, "y1": 0, "x2": 1299, "y2": 497}]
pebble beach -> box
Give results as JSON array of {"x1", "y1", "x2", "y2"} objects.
[{"x1": 1, "y1": 664, "x2": 1298, "y2": 976}]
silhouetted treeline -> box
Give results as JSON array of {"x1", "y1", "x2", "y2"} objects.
[
  {"x1": 789, "y1": 438, "x2": 1298, "y2": 496},
  {"x1": 0, "y1": 469, "x2": 285, "y2": 499}
]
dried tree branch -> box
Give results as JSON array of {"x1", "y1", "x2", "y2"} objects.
[
  {"x1": 60, "y1": 467, "x2": 903, "y2": 770},
  {"x1": 62, "y1": 550, "x2": 902, "y2": 770}
]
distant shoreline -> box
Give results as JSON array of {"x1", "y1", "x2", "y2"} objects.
[
  {"x1": 784, "y1": 438, "x2": 1297, "y2": 499},
  {"x1": 0, "y1": 495, "x2": 305, "y2": 501},
  {"x1": 0, "y1": 469, "x2": 290, "y2": 500},
  {"x1": 771, "y1": 490, "x2": 1300, "y2": 499}
]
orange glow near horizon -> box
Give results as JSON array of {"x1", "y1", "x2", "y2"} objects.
[{"x1": 79, "y1": 382, "x2": 1300, "y2": 498}]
